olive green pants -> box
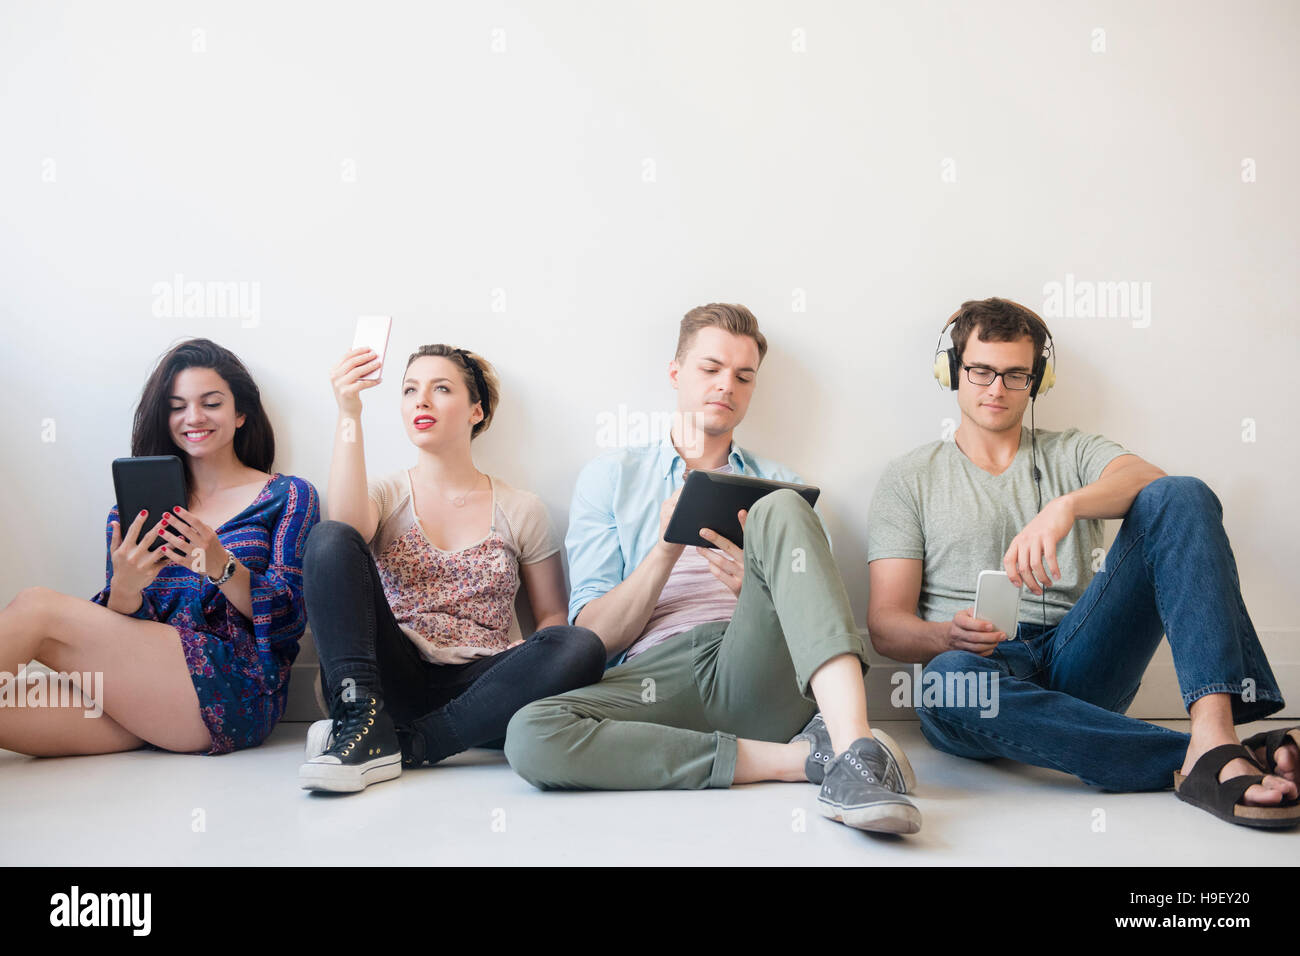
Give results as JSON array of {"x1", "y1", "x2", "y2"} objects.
[{"x1": 503, "y1": 489, "x2": 866, "y2": 789}]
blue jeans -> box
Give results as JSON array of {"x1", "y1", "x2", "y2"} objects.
[{"x1": 916, "y1": 476, "x2": 1284, "y2": 792}]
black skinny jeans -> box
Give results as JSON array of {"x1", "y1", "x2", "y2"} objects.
[{"x1": 302, "y1": 520, "x2": 607, "y2": 763}]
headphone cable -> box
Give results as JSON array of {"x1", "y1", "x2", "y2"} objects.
[{"x1": 1030, "y1": 398, "x2": 1048, "y2": 635}]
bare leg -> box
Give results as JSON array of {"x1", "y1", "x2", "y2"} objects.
[
  {"x1": 807, "y1": 654, "x2": 872, "y2": 752},
  {"x1": 0, "y1": 587, "x2": 211, "y2": 755},
  {"x1": 734, "y1": 654, "x2": 872, "y2": 784},
  {"x1": 0, "y1": 682, "x2": 144, "y2": 756},
  {"x1": 734, "y1": 739, "x2": 808, "y2": 783},
  {"x1": 1181, "y1": 693, "x2": 1298, "y2": 806}
]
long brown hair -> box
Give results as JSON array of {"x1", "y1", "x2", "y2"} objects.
[{"x1": 132, "y1": 338, "x2": 275, "y2": 493}]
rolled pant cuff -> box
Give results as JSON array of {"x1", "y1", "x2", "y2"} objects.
[
  {"x1": 795, "y1": 632, "x2": 868, "y2": 698},
  {"x1": 710, "y1": 731, "x2": 738, "y2": 788},
  {"x1": 1183, "y1": 683, "x2": 1286, "y2": 724}
]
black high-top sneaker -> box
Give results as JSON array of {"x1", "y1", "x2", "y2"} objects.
[{"x1": 299, "y1": 691, "x2": 402, "y2": 793}]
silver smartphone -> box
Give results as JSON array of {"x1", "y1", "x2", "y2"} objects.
[
  {"x1": 352, "y1": 315, "x2": 392, "y2": 381},
  {"x1": 974, "y1": 570, "x2": 1022, "y2": 641}
]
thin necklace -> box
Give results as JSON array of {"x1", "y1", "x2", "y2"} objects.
[{"x1": 445, "y1": 471, "x2": 485, "y2": 508}]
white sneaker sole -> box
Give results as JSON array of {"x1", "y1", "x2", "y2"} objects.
[
  {"x1": 870, "y1": 728, "x2": 918, "y2": 794},
  {"x1": 817, "y1": 797, "x2": 923, "y2": 834},
  {"x1": 304, "y1": 719, "x2": 333, "y2": 761},
  {"x1": 299, "y1": 754, "x2": 402, "y2": 793}
]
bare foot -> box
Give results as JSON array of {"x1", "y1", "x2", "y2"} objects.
[
  {"x1": 1248, "y1": 738, "x2": 1298, "y2": 785},
  {"x1": 1182, "y1": 740, "x2": 1300, "y2": 806}
]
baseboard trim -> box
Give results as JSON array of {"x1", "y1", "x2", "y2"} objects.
[{"x1": 285, "y1": 626, "x2": 1300, "y2": 723}]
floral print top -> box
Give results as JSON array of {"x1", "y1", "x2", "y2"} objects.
[{"x1": 367, "y1": 470, "x2": 560, "y2": 662}]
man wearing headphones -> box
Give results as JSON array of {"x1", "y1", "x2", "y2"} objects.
[{"x1": 865, "y1": 297, "x2": 1298, "y2": 829}]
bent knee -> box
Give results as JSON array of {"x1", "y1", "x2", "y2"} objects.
[
  {"x1": 530, "y1": 626, "x2": 607, "y2": 682},
  {"x1": 1135, "y1": 475, "x2": 1220, "y2": 516},
  {"x1": 752, "y1": 487, "x2": 812, "y2": 518},
  {"x1": 304, "y1": 520, "x2": 365, "y2": 566},
  {"x1": 6, "y1": 586, "x2": 60, "y2": 628},
  {"x1": 747, "y1": 488, "x2": 820, "y2": 544}
]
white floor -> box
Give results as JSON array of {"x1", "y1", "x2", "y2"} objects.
[{"x1": 2, "y1": 720, "x2": 1295, "y2": 866}]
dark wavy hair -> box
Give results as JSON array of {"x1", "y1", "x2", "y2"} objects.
[
  {"x1": 949, "y1": 297, "x2": 1048, "y2": 365},
  {"x1": 131, "y1": 338, "x2": 275, "y2": 495}
]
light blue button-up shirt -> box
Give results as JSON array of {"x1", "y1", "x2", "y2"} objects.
[{"x1": 565, "y1": 434, "x2": 825, "y2": 647}]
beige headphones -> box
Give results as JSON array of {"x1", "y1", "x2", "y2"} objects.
[{"x1": 932, "y1": 299, "x2": 1056, "y2": 398}]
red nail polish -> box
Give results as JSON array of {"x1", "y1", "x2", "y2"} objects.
[
  {"x1": 161, "y1": 515, "x2": 169, "y2": 524},
  {"x1": 139, "y1": 510, "x2": 147, "y2": 517},
  {"x1": 173, "y1": 507, "x2": 182, "y2": 514}
]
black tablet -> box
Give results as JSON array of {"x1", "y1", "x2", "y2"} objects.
[
  {"x1": 663, "y1": 469, "x2": 820, "y2": 549},
  {"x1": 111, "y1": 456, "x2": 188, "y2": 552}
]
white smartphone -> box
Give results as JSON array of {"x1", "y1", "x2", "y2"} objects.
[
  {"x1": 974, "y1": 570, "x2": 1022, "y2": 642},
  {"x1": 352, "y1": 315, "x2": 392, "y2": 381}
]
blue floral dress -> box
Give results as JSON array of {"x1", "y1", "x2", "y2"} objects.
[{"x1": 90, "y1": 473, "x2": 320, "y2": 754}]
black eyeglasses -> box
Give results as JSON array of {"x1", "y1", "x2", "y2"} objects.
[{"x1": 962, "y1": 364, "x2": 1035, "y2": 390}]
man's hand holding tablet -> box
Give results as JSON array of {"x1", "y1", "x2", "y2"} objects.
[
  {"x1": 663, "y1": 471, "x2": 819, "y2": 548},
  {"x1": 662, "y1": 471, "x2": 821, "y2": 598},
  {"x1": 696, "y1": 511, "x2": 748, "y2": 597}
]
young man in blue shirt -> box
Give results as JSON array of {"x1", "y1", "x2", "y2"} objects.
[{"x1": 505, "y1": 303, "x2": 921, "y2": 833}]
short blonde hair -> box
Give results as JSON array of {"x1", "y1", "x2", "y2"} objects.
[
  {"x1": 675, "y1": 303, "x2": 768, "y2": 365},
  {"x1": 404, "y1": 345, "x2": 500, "y2": 438}
]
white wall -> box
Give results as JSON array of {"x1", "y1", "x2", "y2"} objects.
[{"x1": 2, "y1": 1, "x2": 1296, "y2": 716}]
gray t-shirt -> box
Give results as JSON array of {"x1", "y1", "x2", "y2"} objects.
[{"x1": 867, "y1": 427, "x2": 1130, "y2": 627}]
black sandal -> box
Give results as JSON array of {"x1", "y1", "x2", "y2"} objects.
[
  {"x1": 1173, "y1": 744, "x2": 1300, "y2": 829},
  {"x1": 1241, "y1": 726, "x2": 1300, "y2": 776}
]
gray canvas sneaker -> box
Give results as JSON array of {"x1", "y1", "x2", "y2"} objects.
[
  {"x1": 791, "y1": 713, "x2": 834, "y2": 783},
  {"x1": 792, "y1": 714, "x2": 916, "y2": 792},
  {"x1": 817, "y1": 737, "x2": 922, "y2": 834}
]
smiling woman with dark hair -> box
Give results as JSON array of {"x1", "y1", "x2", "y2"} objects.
[{"x1": 0, "y1": 338, "x2": 319, "y2": 757}]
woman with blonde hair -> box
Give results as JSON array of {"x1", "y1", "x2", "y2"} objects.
[{"x1": 299, "y1": 343, "x2": 605, "y2": 792}]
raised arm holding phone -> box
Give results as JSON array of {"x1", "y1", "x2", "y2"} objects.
[{"x1": 298, "y1": 328, "x2": 605, "y2": 793}]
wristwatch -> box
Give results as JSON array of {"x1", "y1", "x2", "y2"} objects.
[{"x1": 207, "y1": 550, "x2": 238, "y2": 587}]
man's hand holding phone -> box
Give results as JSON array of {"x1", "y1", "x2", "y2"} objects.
[{"x1": 944, "y1": 607, "x2": 1007, "y2": 657}]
